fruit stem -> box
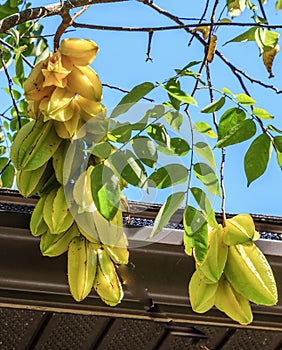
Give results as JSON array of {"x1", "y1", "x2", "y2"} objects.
[{"x1": 53, "y1": 5, "x2": 91, "y2": 51}]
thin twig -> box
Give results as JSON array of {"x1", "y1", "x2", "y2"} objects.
[
  {"x1": 102, "y1": 83, "x2": 155, "y2": 102},
  {"x1": 258, "y1": 0, "x2": 268, "y2": 24},
  {"x1": 188, "y1": 0, "x2": 210, "y2": 46},
  {"x1": 205, "y1": 62, "x2": 226, "y2": 223},
  {"x1": 184, "y1": 108, "x2": 194, "y2": 207},
  {"x1": 145, "y1": 30, "x2": 153, "y2": 62},
  {"x1": 0, "y1": 51, "x2": 21, "y2": 128}
]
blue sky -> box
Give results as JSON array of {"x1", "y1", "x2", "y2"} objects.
[{"x1": 2, "y1": 1, "x2": 282, "y2": 216}]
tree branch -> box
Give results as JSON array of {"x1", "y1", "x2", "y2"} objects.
[{"x1": 0, "y1": 0, "x2": 129, "y2": 34}]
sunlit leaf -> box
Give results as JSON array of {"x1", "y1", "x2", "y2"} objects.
[
  {"x1": 190, "y1": 187, "x2": 217, "y2": 227},
  {"x1": 107, "y1": 122, "x2": 132, "y2": 143},
  {"x1": 194, "y1": 122, "x2": 217, "y2": 138},
  {"x1": 0, "y1": 146, "x2": 7, "y2": 156},
  {"x1": 276, "y1": 0, "x2": 282, "y2": 11},
  {"x1": 193, "y1": 163, "x2": 221, "y2": 196},
  {"x1": 227, "y1": 0, "x2": 246, "y2": 17},
  {"x1": 222, "y1": 87, "x2": 233, "y2": 95},
  {"x1": 235, "y1": 94, "x2": 256, "y2": 105},
  {"x1": 255, "y1": 28, "x2": 279, "y2": 53},
  {"x1": 150, "y1": 192, "x2": 185, "y2": 237},
  {"x1": 253, "y1": 107, "x2": 273, "y2": 120},
  {"x1": 201, "y1": 97, "x2": 225, "y2": 113},
  {"x1": 148, "y1": 164, "x2": 188, "y2": 189},
  {"x1": 183, "y1": 205, "x2": 208, "y2": 263},
  {"x1": 110, "y1": 82, "x2": 155, "y2": 118},
  {"x1": 244, "y1": 133, "x2": 272, "y2": 186},
  {"x1": 268, "y1": 124, "x2": 282, "y2": 134},
  {"x1": 147, "y1": 124, "x2": 170, "y2": 147},
  {"x1": 110, "y1": 150, "x2": 147, "y2": 187},
  {"x1": 195, "y1": 142, "x2": 217, "y2": 169},
  {"x1": 165, "y1": 79, "x2": 181, "y2": 110},
  {"x1": 161, "y1": 83, "x2": 197, "y2": 106},
  {"x1": 90, "y1": 164, "x2": 120, "y2": 221}
]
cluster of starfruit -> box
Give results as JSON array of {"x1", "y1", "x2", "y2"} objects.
[
  {"x1": 10, "y1": 38, "x2": 129, "y2": 305},
  {"x1": 188, "y1": 214, "x2": 278, "y2": 325}
]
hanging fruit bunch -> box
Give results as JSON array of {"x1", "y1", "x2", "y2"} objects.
[
  {"x1": 10, "y1": 38, "x2": 129, "y2": 305},
  {"x1": 188, "y1": 214, "x2": 278, "y2": 325}
]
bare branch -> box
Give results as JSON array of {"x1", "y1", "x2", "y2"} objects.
[
  {"x1": 0, "y1": 0, "x2": 129, "y2": 34},
  {"x1": 0, "y1": 51, "x2": 21, "y2": 128},
  {"x1": 145, "y1": 30, "x2": 153, "y2": 62}
]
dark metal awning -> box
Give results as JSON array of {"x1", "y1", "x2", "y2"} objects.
[{"x1": 0, "y1": 189, "x2": 282, "y2": 349}]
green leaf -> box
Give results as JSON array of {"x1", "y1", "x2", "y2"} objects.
[
  {"x1": 201, "y1": 97, "x2": 225, "y2": 113},
  {"x1": 255, "y1": 28, "x2": 279, "y2": 53},
  {"x1": 1, "y1": 163, "x2": 14, "y2": 188},
  {"x1": 164, "y1": 111, "x2": 184, "y2": 132},
  {"x1": 222, "y1": 87, "x2": 233, "y2": 95},
  {"x1": 110, "y1": 150, "x2": 147, "y2": 187},
  {"x1": 90, "y1": 141, "x2": 112, "y2": 159},
  {"x1": 268, "y1": 124, "x2": 282, "y2": 134},
  {"x1": 216, "y1": 119, "x2": 256, "y2": 148},
  {"x1": 90, "y1": 163, "x2": 120, "y2": 221},
  {"x1": 0, "y1": 157, "x2": 8, "y2": 171},
  {"x1": 165, "y1": 79, "x2": 181, "y2": 110},
  {"x1": 14, "y1": 52, "x2": 24, "y2": 87},
  {"x1": 253, "y1": 107, "x2": 273, "y2": 120},
  {"x1": 161, "y1": 83, "x2": 197, "y2": 106},
  {"x1": 274, "y1": 137, "x2": 282, "y2": 168},
  {"x1": 131, "y1": 136, "x2": 157, "y2": 168},
  {"x1": 235, "y1": 94, "x2": 256, "y2": 106},
  {"x1": 194, "y1": 122, "x2": 217, "y2": 138},
  {"x1": 183, "y1": 205, "x2": 208, "y2": 263},
  {"x1": 276, "y1": 0, "x2": 282, "y2": 11},
  {"x1": 4, "y1": 88, "x2": 21, "y2": 100},
  {"x1": 150, "y1": 192, "x2": 185, "y2": 237},
  {"x1": 224, "y1": 27, "x2": 257, "y2": 45},
  {"x1": 0, "y1": 146, "x2": 7, "y2": 156},
  {"x1": 107, "y1": 122, "x2": 132, "y2": 143},
  {"x1": 194, "y1": 142, "x2": 217, "y2": 169},
  {"x1": 147, "y1": 124, "x2": 170, "y2": 147},
  {"x1": 273, "y1": 136, "x2": 282, "y2": 152},
  {"x1": 158, "y1": 137, "x2": 190, "y2": 156},
  {"x1": 244, "y1": 133, "x2": 272, "y2": 186},
  {"x1": 190, "y1": 187, "x2": 217, "y2": 227},
  {"x1": 227, "y1": 0, "x2": 246, "y2": 17},
  {"x1": 148, "y1": 164, "x2": 188, "y2": 189},
  {"x1": 144, "y1": 105, "x2": 165, "y2": 119},
  {"x1": 110, "y1": 82, "x2": 155, "y2": 118},
  {"x1": 193, "y1": 163, "x2": 220, "y2": 196},
  {"x1": 218, "y1": 107, "x2": 246, "y2": 136},
  {"x1": 275, "y1": 150, "x2": 282, "y2": 168}
]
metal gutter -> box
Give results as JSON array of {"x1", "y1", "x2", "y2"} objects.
[{"x1": 0, "y1": 190, "x2": 282, "y2": 332}]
